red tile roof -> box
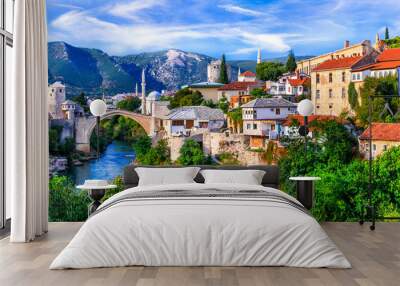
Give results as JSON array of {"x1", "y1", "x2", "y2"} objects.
[
  {"x1": 283, "y1": 115, "x2": 343, "y2": 126},
  {"x1": 313, "y1": 56, "x2": 362, "y2": 72},
  {"x1": 240, "y1": 70, "x2": 256, "y2": 77},
  {"x1": 376, "y1": 48, "x2": 400, "y2": 62},
  {"x1": 218, "y1": 81, "x2": 258, "y2": 91},
  {"x1": 288, "y1": 77, "x2": 311, "y2": 87},
  {"x1": 370, "y1": 61, "x2": 400, "y2": 70},
  {"x1": 359, "y1": 123, "x2": 400, "y2": 142}
]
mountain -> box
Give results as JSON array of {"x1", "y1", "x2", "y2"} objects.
[
  {"x1": 48, "y1": 42, "x2": 214, "y2": 97},
  {"x1": 48, "y1": 42, "x2": 313, "y2": 97}
]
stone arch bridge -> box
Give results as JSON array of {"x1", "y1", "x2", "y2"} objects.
[{"x1": 75, "y1": 110, "x2": 156, "y2": 153}]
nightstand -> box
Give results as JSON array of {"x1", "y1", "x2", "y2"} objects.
[
  {"x1": 77, "y1": 180, "x2": 117, "y2": 215},
  {"x1": 289, "y1": 177, "x2": 321, "y2": 210}
]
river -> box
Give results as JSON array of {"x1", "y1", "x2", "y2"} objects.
[{"x1": 71, "y1": 141, "x2": 136, "y2": 185}]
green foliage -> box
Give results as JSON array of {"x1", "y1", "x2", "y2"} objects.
[
  {"x1": 385, "y1": 27, "x2": 390, "y2": 40},
  {"x1": 357, "y1": 75, "x2": 399, "y2": 126},
  {"x1": 201, "y1": 99, "x2": 217, "y2": 108},
  {"x1": 218, "y1": 95, "x2": 229, "y2": 113},
  {"x1": 134, "y1": 137, "x2": 170, "y2": 165},
  {"x1": 279, "y1": 119, "x2": 400, "y2": 221},
  {"x1": 219, "y1": 54, "x2": 229, "y2": 84},
  {"x1": 286, "y1": 50, "x2": 297, "y2": 73},
  {"x1": 169, "y1": 88, "x2": 204, "y2": 109},
  {"x1": 49, "y1": 176, "x2": 91, "y2": 221},
  {"x1": 227, "y1": 108, "x2": 242, "y2": 123},
  {"x1": 49, "y1": 128, "x2": 60, "y2": 154},
  {"x1": 217, "y1": 152, "x2": 240, "y2": 165},
  {"x1": 348, "y1": 82, "x2": 359, "y2": 109},
  {"x1": 132, "y1": 136, "x2": 152, "y2": 159},
  {"x1": 117, "y1": 97, "x2": 141, "y2": 112},
  {"x1": 72, "y1": 93, "x2": 88, "y2": 111},
  {"x1": 384, "y1": 36, "x2": 400, "y2": 48},
  {"x1": 256, "y1": 62, "x2": 286, "y2": 81},
  {"x1": 250, "y1": 88, "x2": 267, "y2": 98},
  {"x1": 177, "y1": 139, "x2": 211, "y2": 165}
]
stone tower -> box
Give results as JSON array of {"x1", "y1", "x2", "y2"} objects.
[
  {"x1": 237, "y1": 67, "x2": 241, "y2": 81},
  {"x1": 207, "y1": 60, "x2": 232, "y2": 83},
  {"x1": 257, "y1": 48, "x2": 261, "y2": 64},
  {"x1": 48, "y1": 81, "x2": 66, "y2": 119},
  {"x1": 141, "y1": 69, "x2": 146, "y2": 115}
]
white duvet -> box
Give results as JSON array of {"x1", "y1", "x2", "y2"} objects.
[{"x1": 50, "y1": 183, "x2": 351, "y2": 269}]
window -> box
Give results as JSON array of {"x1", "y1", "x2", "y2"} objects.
[
  {"x1": 329, "y1": 89, "x2": 333, "y2": 98},
  {"x1": 329, "y1": 104, "x2": 333, "y2": 109},
  {"x1": 357, "y1": 73, "x2": 361, "y2": 80},
  {"x1": 373, "y1": 144, "x2": 377, "y2": 151},
  {"x1": 247, "y1": 123, "x2": 251, "y2": 129},
  {"x1": 342, "y1": 87, "x2": 346, "y2": 98},
  {"x1": 342, "y1": 72, "x2": 345, "y2": 82},
  {"x1": 316, "y1": 74, "x2": 320, "y2": 84},
  {"x1": 275, "y1": 108, "x2": 280, "y2": 115},
  {"x1": 1, "y1": 0, "x2": 15, "y2": 229},
  {"x1": 352, "y1": 74, "x2": 356, "y2": 81},
  {"x1": 253, "y1": 124, "x2": 257, "y2": 129},
  {"x1": 329, "y1": 73, "x2": 333, "y2": 83},
  {"x1": 383, "y1": 145, "x2": 387, "y2": 151}
]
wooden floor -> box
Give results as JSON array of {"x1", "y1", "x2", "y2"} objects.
[{"x1": 0, "y1": 222, "x2": 399, "y2": 286}]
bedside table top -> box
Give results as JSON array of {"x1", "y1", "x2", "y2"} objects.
[{"x1": 289, "y1": 176, "x2": 321, "y2": 181}]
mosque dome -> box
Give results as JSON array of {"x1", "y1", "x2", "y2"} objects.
[{"x1": 147, "y1": 91, "x2": 161, "y2": 101}]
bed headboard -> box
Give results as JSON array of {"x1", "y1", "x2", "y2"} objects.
[{"x1": 123, "y1": 165, "x2": 280, "y2": 189}]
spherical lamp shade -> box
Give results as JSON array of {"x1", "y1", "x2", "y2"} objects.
[
  {"x1": 297, "y1": 99, "x2": 314, "y2": 116},
  {"x1": 90, "y1": 99, "x2": 107, "y2": 117}
]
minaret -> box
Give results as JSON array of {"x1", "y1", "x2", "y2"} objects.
[
  {"x1": 375, "y1": 33, "x2": 380, "y2": 50},
  {"x1": 238, "y1": 67, "x2": 241, "y2": 81},
  {"x1": 135, "y1": 83, "x2": 138, "y2": 98},
  {"x1": 257, "y1": 48, "x2": 261, "y2": 64},
  {"x1": 141, "y1": 69, "x2": 146, "y2": 115}
]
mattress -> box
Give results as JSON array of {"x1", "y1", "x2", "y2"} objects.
[{"x1": 50, "y1": 183, "x2": 351, "y2": 269}]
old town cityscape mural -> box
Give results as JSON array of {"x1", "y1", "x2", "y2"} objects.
[{"x1": 47, "y1": 0, "x2": 400, "y2": 222}]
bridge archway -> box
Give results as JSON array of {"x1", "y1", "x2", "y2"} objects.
[{"x1": 75, "y1": 110, "x2": 154, "y2": 153}]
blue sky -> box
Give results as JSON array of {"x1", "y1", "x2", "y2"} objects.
[{"x1": 47, "y1": 0, "x2": 400, "y2": 59}]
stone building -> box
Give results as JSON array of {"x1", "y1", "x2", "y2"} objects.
[
  {"x1": 359, "y1": 123, "x2": 400, "y2": 159},
  {"x1": 297, "y1": 40, "x2": 374, "y2": 75},
  {"x1": 185, "y1": 82, "x2": 224, "y2": 104},
  {"x1": 241, "y1": 97, "x2": 297, "y2": 148},
  {"x1": 48, "y1": 81, "x2": 66, "y2": 120},
  {"x1": 207, "y1": 60, "x2": 232, "y2": 83}
]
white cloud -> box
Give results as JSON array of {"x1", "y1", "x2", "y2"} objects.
[
  {"x1": 49, "y1": 10, "x2": 293, "y2": 55},
  {"x1": 107, "y1": 0, "x2": 165, "y2": 20},
  {"x1": 218, "y1": 4, "x2": 263, "y2": 16}
]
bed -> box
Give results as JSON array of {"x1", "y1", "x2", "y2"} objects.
[{"x1": 50, "y1": 165, "x2": 351, "y2": 269}]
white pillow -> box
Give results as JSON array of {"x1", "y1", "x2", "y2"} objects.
[
  {"x1": 200, "y1": 169, "x2": 266, "y2": 185},
  {"x1": 135, "y1": 167, "x2": 200, "y2": 186}
]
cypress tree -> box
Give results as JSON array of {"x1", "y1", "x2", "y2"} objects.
[
  {"x1": 348, "y1": 82, "x2": 359, "y2": 110},
  {"x1": 385, "y1": 27, "x2": 390, "y2": 40},
  {"x1": 219, "y1": 54, "x2": 229, "y2": 84},
  {"x1": 286, "y1": 50, "x2": 297, "y2": 73}
]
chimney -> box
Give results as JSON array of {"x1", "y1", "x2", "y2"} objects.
[{"x1": 344, "y1": 40, "x2": 350, "y2": 48}]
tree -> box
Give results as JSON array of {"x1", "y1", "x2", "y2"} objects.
[
  {"x1": 117, "y1": 97, "x2": 141, "y2": 112},
  {"x1": 385, "y1": 27, "x2": 390, "y2": 40},
  {"x1": 348, "y1": 82, "x2": 359, "y2": 110},
  {"x1": 49, "y1": 176, "x2": 91, "y2": 221},
  {"x1": 201, "y1": 99, "x2": 217, "y2": 108},
  {"x1": 218, "y1": 95, "x2": 229, "y2": 113},
  {"x1": 132, "y1": 135, "x2": 152, "y2": 160},
  {"x1": 169, "y1": 88, "x2": 204, "y2": 109},
  {"x1": 356, "y1": 75, "x2": 399, "y2": 126},
  {"x1": 49, "y1": 128, "x2": 60, "y2": 154},
  {"x1": 256, "y1": 62, "x2": 286, "y2": 81},
  {"x1": 177, "y1": 139, "x2": 210, "y2": 165},
  {"x1": 72, "y1": 93, "x2": 87, "y2": 109},
  {"x1": 286, "y1": 50, "x2": 297, "y2": 73},
  {"x1": 219, "y1": 54, "x2": 229, "y2": 84},
  {"x1": 250, "y1": 88, "x2": 267, "y2": 98}
]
